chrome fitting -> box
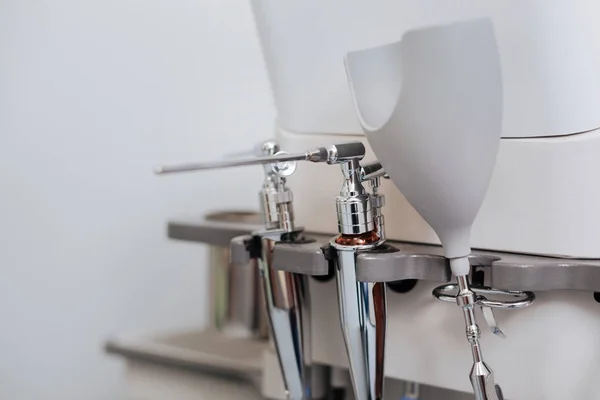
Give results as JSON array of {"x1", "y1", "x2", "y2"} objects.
[
  {"x1": 336, "y1": 194, "x2": 374, "y2": 235},
  {"x1": 336, "y1": 159, "x2": 375, "y2": 235},
  {"x1": 259, "y1": 142, "x2": 296, "y2": 233},
  {"x1": 368, "y1": 176, "x2": 386, "y2": 241},
  {"x1": 456, "y1": 290, "x2": 477, "y2": 308},
  {"x1": 466, "y1": 324, "x2": 481, "y2": 343}
]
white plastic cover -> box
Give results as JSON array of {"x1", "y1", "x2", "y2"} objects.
[{"x1": 251, "y1": 0, "x2": 600, "y2": 138}]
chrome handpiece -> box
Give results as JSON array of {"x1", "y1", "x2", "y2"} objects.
[
  {"x1": 251, "y1": 141, "x2": 312, "y2": 400},
  {"x1": 154, "y1": 140, "x2": 331, "y2": 399},
  {"x1": 329, "y1": 158, "x2": 388, "y2": 400}
]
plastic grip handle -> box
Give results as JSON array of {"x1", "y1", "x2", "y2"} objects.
[{"x1": 331, "y1": 142, "x2": 366, "y2": 161}]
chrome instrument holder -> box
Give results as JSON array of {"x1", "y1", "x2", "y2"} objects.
[
  {"x1": 431, "y1": 268, "x2": 535, "y2": 400},
  {"x1": 252, "y1": 141, "x2": 312, "y2": 400},
  {"x1": 156, "y1": 140, "x2": 314, "y2": 400},
  {"x1": 330, "y1": 158, "x2": 388, "y2": 400}
]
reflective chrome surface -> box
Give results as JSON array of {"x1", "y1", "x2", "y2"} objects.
[
  {"x1": 333, "y1": 248, "x2": 386, "y2": 400},
  {"x1": 359, "y1": 161, "x2": 388, "y2": 182},
  {"x1": 368, "y1": 177, "x2": 385, "y2": 241},
  {"x1": 336, "y1": 159, "x2": 375, "y2": 235},
  {"x1": 432, "y1": 284, "x2": 535, "y2": 310},
  {"x1": 259, "y1": 236, "x2": 312, "y2": 400},
  {"x1": 330, "y1": 157, "x2": 389, "y2": 400},
  {"x1": 253, "y1": 141, "x2": 313, "y2": 400}
]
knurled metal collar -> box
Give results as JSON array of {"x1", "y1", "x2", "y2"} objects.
[{"x1": 336, "y1": 194, "x2": 374, "y2": 235}]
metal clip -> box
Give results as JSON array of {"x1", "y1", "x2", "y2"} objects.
[{"x1": 432, "y1": 284, "x2": 535, "y2": 337}]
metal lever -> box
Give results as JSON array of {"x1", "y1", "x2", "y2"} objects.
[
  {"x1": 330, "y1": 157, "x2": 388, "y2": 400},
  {"x1": 481, "y1": 307, "x2": 506, "y2": 339},
  {"x1": 154, "y1": 142, "x2": 366, "y2": 174}
]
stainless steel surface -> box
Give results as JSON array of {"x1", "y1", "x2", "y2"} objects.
[{"x1": 368, "y1": 177, "x2": 385, "y2": 241}]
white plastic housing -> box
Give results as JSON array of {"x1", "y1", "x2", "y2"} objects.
[
  {"x1": 251, "y1": 0, "x2": 600, "y2": 258},
  {"x1": 251, "y1": 0, "x2": 600, "y2": 138},
  {"x1": 278, "y1": 128, "x2": 600, "y2": 258},
  {"x1": 345, "y1": 18, "x2": 502, "y2": 262}
]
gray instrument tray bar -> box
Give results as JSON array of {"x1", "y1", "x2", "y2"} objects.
[
  {"x1": 169, "y1": 217, "x2": 263, "y2": 247},
  {"x1": 272, "y1": 240, "x2": 330, "y2": 276},
  {"x1": 168, "y1": 218, "x2": 600, "y2": 292}
]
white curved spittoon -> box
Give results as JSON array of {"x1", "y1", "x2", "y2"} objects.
[{"x1": 345, "y1": 18, "x2": 503, "y2": 277}]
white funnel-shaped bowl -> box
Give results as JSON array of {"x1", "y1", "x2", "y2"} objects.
[{"x1": 345, "y1": 18, "x2": 502, "y2": 272}]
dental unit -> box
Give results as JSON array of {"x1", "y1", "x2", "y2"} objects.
[{"x1": 153, "y1": 1, "x2": 600, "y2": 399}]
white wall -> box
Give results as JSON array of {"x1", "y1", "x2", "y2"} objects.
[{"x1": 0, "y1": 1, "x2": 274, "y2": 399}]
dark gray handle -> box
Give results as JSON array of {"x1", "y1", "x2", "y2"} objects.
[{"x1": 329, "y1": 142, "x2": 366, "y2": 162}]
